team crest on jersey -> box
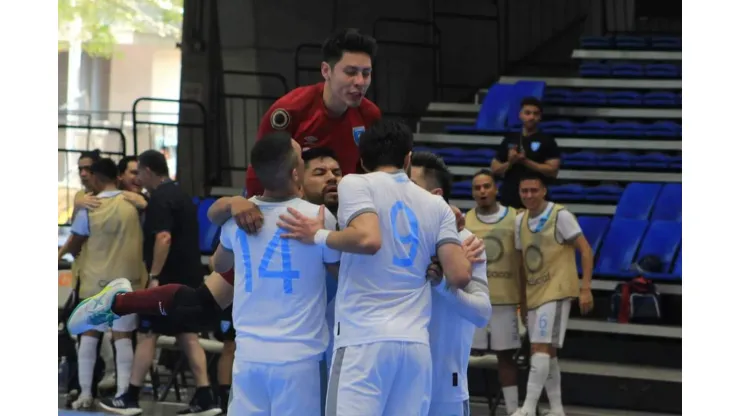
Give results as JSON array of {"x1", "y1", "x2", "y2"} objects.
[
  {"x1": 270, "y1": 108, "x2": 291, "y2": 130},
  {"x1": 530, "y1": 141, "x2": 541, "y2": 151},
  {"x1": 220, "y1": 320, "x2": 232, "y2": 333},
  {"x1": 352, "y1": 126, "x2": 366, "y2": 146}
]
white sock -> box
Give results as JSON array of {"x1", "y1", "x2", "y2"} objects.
[
  {"x1": 522, "y1": 352, "x2": 550, "y2": 414},
  {"x1": 77, "y1": 335, "x2": 99, "y2": 398},
  {"x1": 545, "y1": 357, "x2": 564, "y2": 414},
  {"x1": 114, "y1": 338, "x2": 134, "y2": 396},
  {"x1": 100, "y1": 331, "x2": 115, "y2": 376},
  {"x1": 502, "y1": 385, "x2": 519, "y2": 414}
]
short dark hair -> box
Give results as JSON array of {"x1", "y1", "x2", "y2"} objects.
[
  {"x1": 137, "y1": 149, "x2": 169, "y2": 177},
  {"x1": 359, "y1": 120, "x2": 414, "y2": 171},
  {"x1": 250, "y1": 132, "x2": 299, "y2": 191},
  {"x1": 472, "y1": 169, "x2": 496, "y2": 182},
  {"x1": 322, "y1": 28, "x2": 377, "y2": 66},
  {"x1": 79, "y1": 149, "x2": 101, "y2": 163},
  {"x1": 117, "y1": 156, "x2": 137, "y2": 175},
  {"x1": 518, "y1": 171, "x2": 545, "y2": 186},
  {"x1": 520, "y1": 97, "x2": 543, "y2": 112},
  {"x1": 411, "y1": 151, "x2": 452, "y2": 202},
  {"x1": 302, "y1": 147, "x2": 338, "y2": 167},
  {"x1": 90, "y1": 158, "x2": 118, "y2": 182}
]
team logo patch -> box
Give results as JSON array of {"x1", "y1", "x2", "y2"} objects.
[
  {"x1": 220, "y1": 320, "x2": 231, "y2": 333},
  {"x1": 483, "y1": 235, "x2": 504, "y2": 262},
  {"x1": 530, "y1": 141, "x2": 541, "y2": 151},
  {"x1": 524, "y1": 245, "x2": 544, "y2": 273},
  {"x1": 270, "y1": 108, "x2": 291, "y2": 130},
  {"x1": 352, "y1": 126, "x2": 366, "y2": 146}
]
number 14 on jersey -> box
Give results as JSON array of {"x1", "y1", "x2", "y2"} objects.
[{"x1": 236, "y1": 228, "x2": 300, "y2": 294}]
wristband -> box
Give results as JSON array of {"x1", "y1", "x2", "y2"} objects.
[{"x1": 313, "y1": 229, "x2": 330, "y2": 247}]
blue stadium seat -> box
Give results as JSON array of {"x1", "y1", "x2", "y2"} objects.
[
  {"x1": 645, "y1": 63, "x2": 680, "y2": 78},
  {"x1": 434, "y1": 147, "x2": 467, "y2": 164},
  {"x1": 610, "y1": 121, "x2": 646, "y2": 137},
  {"x1": 572, "y1": 90, "x2": 607, "y2": 105},
  {"x1": 651, "y1": 36, "x2": 681, "y2": 50},
  {"x1": 196, "y1": 197, "x2": 219, "y2": 254},
  {"x1": 561, "y1": 151, "x2": 598, "y2": 168},
  {"x1": 540, "y1": 120, "x2": 576, "y2": 135},
  {"x1": 636, "y1": 220, "x2": 682, "y2": 280},
  {"x1": 668, "y1": 155, "x2": 682, "y2": 169},
  {"x1": 544, "y1": 88, "x2": 573, "y2": 104},
  {"x1": 451, "y1": 180, "x2": 472, "y2": 198},
  {"x1": 608, "y1": 91, "x2": 642, "y2": 107},
  {"x1": 447, "y1": 83, "x2": 513, "y2": 133},
  {"x1": 580, "y1": 62, "x2": 610, "y2": 77},
  {"x1": 576, "y1": 215, "x2": 611, "y2": 272},
  {"x1": 672, "y1": 247, "x2": 682, "y2": 276},
  {"x1": 598, "y1": 151, "x2": 634, "y2": 169},
  {"x1": 611, "y1": 63, "x2": 644, "y2": 78},
  {"x1": 643, "y1": 91, "x2": 677, "y2": 107},
  {"x1": 584, "y1": 184, "x2": 624, "y2": 203},
  {"x1": 549, "y1": 184, "x2": 586, "y2": 202},
  {"x1": 580, "y1": 36, "x2": 612, "y2": 49},
  {"x1": 506, "y1": 81, "x2": 546, "y2": 128},
  {"x1": 634, "y1": 152, "x2": 671, "y2": 170},
  {"x1": 615, "y1": 182, "x2": 662, "y2": 220},
  {"x1": 651, "y1": 184, "x2": 682, "y2": 222},
  {"x1": 645, "y1": 121, "x2": 681, "y2": 137},
  {"x1": 576, "y1": 120, "x2": 612, "y2": 136},
  {"x1": 595, "y1": 218, "x2": 649, "y2": 278},
  {"x1": 615, "y1": 35, "x2": 648, "y2": 50}
]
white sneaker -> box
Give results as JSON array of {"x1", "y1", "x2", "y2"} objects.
[
  {"x1": 544, "y1": 411, "x2": 566, "y2": 416},
  {"x1": 67, "y1": 278, "x2": 132, "y2": 335},
  {"x1": 98, "y1": 371, "x2": 117, "y2": 390},
  {"x1": 511, "y1": 409, "x2": 534, "y2": 416},
  {"x1": 71, "y1": 394, "x2": 94, "y2": 410}
]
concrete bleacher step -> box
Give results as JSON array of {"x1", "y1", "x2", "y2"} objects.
[
  {"x1": 496, "y1": 76, "x2": 681, "y2": 91},
  {"x1": 416, "y1": 116, "x2": 475, "y2": 133},
  {"x1": 449, "y1": 165, "x2": 682, "y2": 183},
  {"x1": 414, "y1": 133, "x2": 682, "y2": 151},
  {"x1": 426, "y1": 102, "x2": 682, "y2": 120},
  {"x1": 572, "y1": 49, "x2": 682, "y2": 61}
]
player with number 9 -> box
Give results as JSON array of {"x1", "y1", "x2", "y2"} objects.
[{"x1": 211, "y1": 132, "x2": 341, "y2": 416}]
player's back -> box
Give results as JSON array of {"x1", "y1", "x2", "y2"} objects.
[
  {"x1": 334, "y1": 171, "x2": 461, "y2": 348},
  {"x1": 222, "y1": 197, "x2": 339, "y2": 364}
]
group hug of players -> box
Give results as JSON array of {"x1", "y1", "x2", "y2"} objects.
[{"x1": 66, "y1": 28, "x2": 594, "y2": 416}]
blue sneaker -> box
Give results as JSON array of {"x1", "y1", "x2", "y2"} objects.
[{"x1": 67, "y1": 278, "x2": 132, "y2": 335}]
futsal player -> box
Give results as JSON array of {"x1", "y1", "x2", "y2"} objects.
[
  {"x1": 512, "y1": 172, "x2": 594, "y2": 416},
  {"x1": 211, "y1": 133, "x2": 340, "y2": 415},
  {"x1": 467, "y1": 169, "x2": 524, "y2": 415},
  {"x1": 57, "y1": 158, "x2": 146, "y2": 410},
  {"x1": 276, "y1": 119, "x2": 473, "y2": 416},
  {"x1": 408, "y1": 152, "x2": 492, "y2": 416}
]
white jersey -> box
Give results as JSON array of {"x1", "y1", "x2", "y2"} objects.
[
  {"x1": 429, "y1": 228, "x2": 490, "y2": 403},
  {"x1": 334, "y1": 171, "x2": 462, "y2": 348},
  {"x1": 220, "y1": 196, "x2": 341, "y2": 364}
]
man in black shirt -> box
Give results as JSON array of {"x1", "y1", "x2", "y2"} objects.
[
  {"x1": 491, "y1": 97, "x2": 561, "y2": 209},
  {"x1": 100, "y1": 150, "x2": 220, "y2": 416}
]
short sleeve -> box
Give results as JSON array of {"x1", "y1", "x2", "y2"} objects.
[
  {"x1": 219, "y1": 219, "x2": 236, "y2": 251},
  {"x1": 70, "y1": 209, "x2": 90, "y2": 237},
  {"x1": 322, "y1": 210, "x2": 341, "y2": 263},
  {"x1": 436, "y1": 198, "x2": 462, "y2": 248},
  {"x1": 146, "y1": 193, "x2": 174, "y2": 234},
  {"x1": 555, "y1": 210, "x2": 582, "y2": 243},
  {"x1": 337, "y1": 175, "x2": 376, "y2": 228},
  {"x1": 514, "y1": 212, "x2": 525, "y2": 250}
]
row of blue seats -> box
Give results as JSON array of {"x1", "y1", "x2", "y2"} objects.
[
  {"x1": 579, "y1": 216, "x2": 682, "y2": 280},
  {"x1": 580, "y1": 62, "x2": 681, "y2": 78},
  {"x1": 415, "y1": 146, "x2": 681, "y2": 171},
  {"x1": 580, "y1": 35, "x2": 681, "y2": 51},
  {"x1": 451, "y1": 181, "x2": 625, "y2": 203},
  {"x1": 544, "y1": 89, "x2": 681, "y2": 107},
  {"x1": 614, "y1": 183, "x2": 681, "y2": 222}
]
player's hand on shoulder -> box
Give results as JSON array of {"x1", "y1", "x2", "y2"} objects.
[
  {"x1": 462, "y1": 234, "x2": 486, "y2": 264},
  {"x1": 278, "y1": 205, "x2": 327, "y2": 244},
  {"x1": 77, "y1": 193, "x2": 101, "y2": 210},
  {"x1": 449, "y1": 205, "x2": 465, "y2": 232},
  {"x1": 232, "y1": 196, "x2": 263, "y2": 234},
  {"x1": 426, "y1": 256, "x2": 443, "y2": 286}
]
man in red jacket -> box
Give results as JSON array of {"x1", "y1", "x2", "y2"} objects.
[{"x1": 245, "y1": 28, "x2": 381, "y2": 197}]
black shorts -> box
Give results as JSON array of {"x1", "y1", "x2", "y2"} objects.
[
  {"x1": 214, "y1": 306, "x2": 235, "y2": 342},
  {"x1": 138, "y1": 314, "x2": 209, "y2": 336}
]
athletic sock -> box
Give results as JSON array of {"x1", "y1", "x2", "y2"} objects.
[
  {"x1": 114, "y1": 339, "x2": 134, "y2": 397},
  {"x1": 522, "y1": 352, "x2": 550, "y2": 414},
  {"x1": 112, "y1": 284, "x2": 185, "y2": 316},
  {"x1": 77, "y1": 335, "x2": 99, "y2": 398},
  {"x1": 127, "y1": 383, "x2": 141, "y2": 399},
  {"x1": 545, "y1": 357, "x2": 564, "y2": 414},
  {"x1": 502, "y1": 385, "x2": 519, "y2": 414},
  {"x1": 219, "y1": 384, "x2": 231, "y2": 411},
  {"x1": 100, "y1": 331, "x2": 114, "y2": 377}
]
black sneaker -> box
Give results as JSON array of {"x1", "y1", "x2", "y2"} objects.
[
  {"x1": 98, "y1": 393, "x2": 143, "y2": 416},
  {"x1": 176, "y1": 389, "x2": 222, "y2": 416}
]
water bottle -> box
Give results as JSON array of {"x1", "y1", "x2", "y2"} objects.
[{"x1": 58, "y1": 356, "x2": 69, "y2": 394}]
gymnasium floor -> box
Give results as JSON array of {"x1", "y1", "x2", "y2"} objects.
[{"x1": 58, "y1": 395, "x2": 678, "y2": 416}]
